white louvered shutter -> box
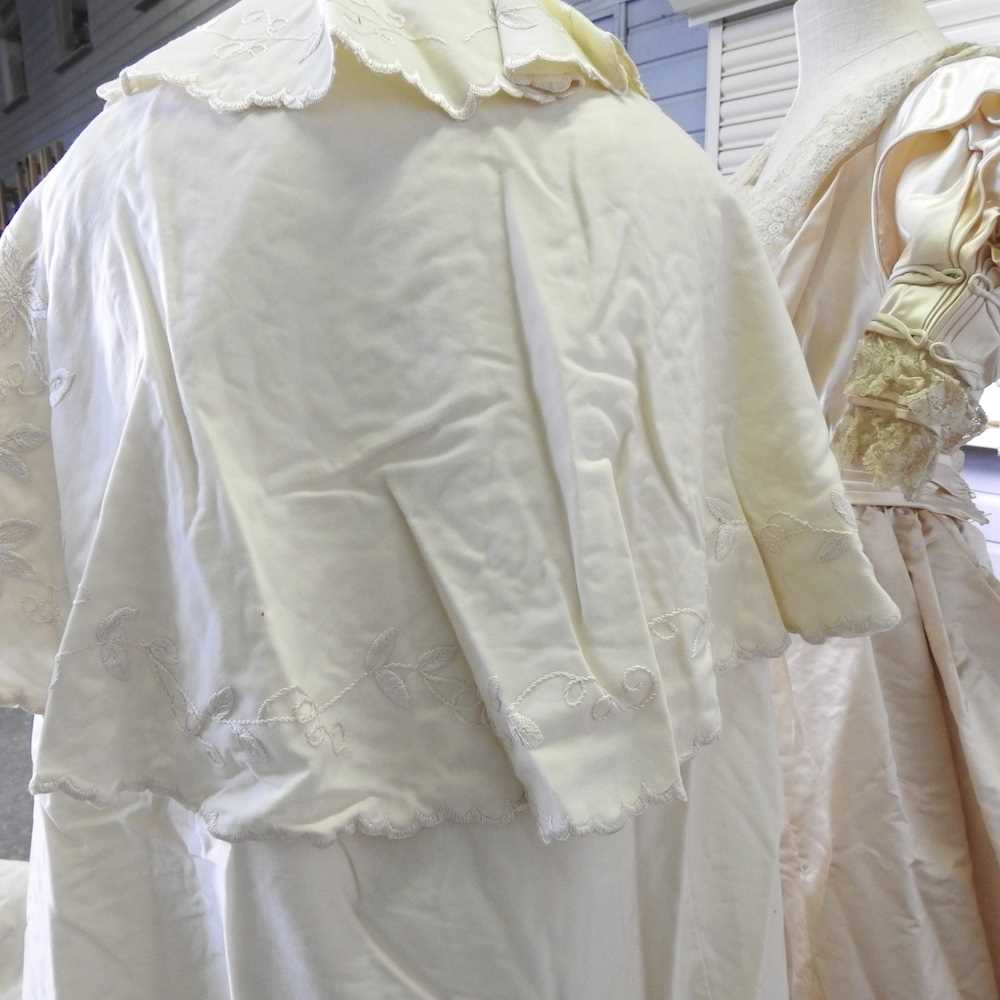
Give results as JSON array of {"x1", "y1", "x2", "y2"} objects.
[{"x1": 712, "y1": 0, "x2": 1000, "y2": 175}]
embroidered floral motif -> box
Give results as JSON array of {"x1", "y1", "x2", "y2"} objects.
[
  {"x1": 201, "y1": 10, "x2": 316, "y2": 62},
  {"x1": 647, "y1": 607, "x2": 709, "y2": 659},
  {"x1": 465, "y1": 1, "x2": 540, "y2": 43},
  {"x1": 0, "y1": 236, "x2": 43, "y2": 347},
  {"x1": 85, "y1": 610, "x2": 488, "y2": 763},
  {"x1": 0, "y1": 423, "x2": 48, "y2": 481},
  {"x1": 95, "y1": 606, "x2": 139, "y2": 680},
  {"x1": 704, "y1": 497, "x2": 748, "y2": 561},
  {"x1": 486, "y1": 663, "x2": 657, "y2": 751},
  {"x1": 757, "y1": 493, "x2": 854, "y2": 563},
  {"x1": 339, "y1": 0, "x2": 446, "y2": 47},
  {"x1": 0, "y1": 518, "x2": 38, "y2": 594}
]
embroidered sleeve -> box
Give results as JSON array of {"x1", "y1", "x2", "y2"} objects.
[
  {"x1": 712, "y1": 189, "x2": 901, "y2": 644},
  {"x1": 0, "y1": 204, "x2": 67, "y2": 713},
  {"x1": 833, "y1": 83, "x2": 1000, "y2": 500}
]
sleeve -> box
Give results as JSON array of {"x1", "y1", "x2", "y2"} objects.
[
  {"x1": 0, "y1": 200, "x2": 68, "y2": 713},
  {"x1": 711, "y1": 187, "x2": 902, "y2": 644},
  {"x1": 832, "y1": 89, "x2": 1000, "y2": 500}
]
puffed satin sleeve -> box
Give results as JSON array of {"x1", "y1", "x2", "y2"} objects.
[
  {"x1": 0, "y1": 198, "x2": 69, "y2": 713},
  {"x1": 834, "y1": 57, "x2": 1000, "y2": 499}
]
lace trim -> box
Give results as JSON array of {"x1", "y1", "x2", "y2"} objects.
[
  {"x1": 833, "y1": 332, "x2": 986, "y2": 498},
  {"x1": 326, "y1": 5, "x2": 631, "y2": 123},
  {"x1": 98, "y1": 0, "x2": 642, "y2": 119},
  {"x1": 735, "y1": 44, "x2": 990, "y2": 258}
]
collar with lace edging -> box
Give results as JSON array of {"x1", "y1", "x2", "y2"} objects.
[{"x1": 96, "y1": 0, "x2": 647, "y2": 120}]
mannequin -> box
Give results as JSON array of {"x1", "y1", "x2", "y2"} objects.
[{"x1": 760, "y1": 0, "x2": 948, "y2": 179}]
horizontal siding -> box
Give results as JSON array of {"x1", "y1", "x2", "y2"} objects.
[
  {"x1": 1, "y1": 0, "x2": 710, "y2": 182},
  {"x1": 573, "y1": 0, "x2": 708, "y2": 145},
  {"x1": 0, "y1": 0, "x2": 231, "y2": 178},
  {"x1": 717, "y1": 0, "x2": 1000, "y2": 175}
]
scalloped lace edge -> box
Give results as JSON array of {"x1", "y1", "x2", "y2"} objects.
[
  {"x1": 327, "y1": 31, "x2": 631, "y2": 121},
  {"x1": 98, "y1": 36, "x2": 638, "y2": 120},
  {"x1": 24, "y1": 617, "x2": 899, "y2": 847}
]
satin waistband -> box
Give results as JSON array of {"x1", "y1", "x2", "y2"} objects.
[{"x1": 841, "y1": 455, "x2": 987, "y2": 525}]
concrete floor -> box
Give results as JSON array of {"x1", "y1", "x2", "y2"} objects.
[{"x1": 0, "y1": 709, "x2": 32, "y2": 861}]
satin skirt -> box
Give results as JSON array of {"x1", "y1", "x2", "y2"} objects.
[
  {"x1": 20, "y1": 662, "x2": 789, "y2": 1000},
  {"x1": 776, "y1": 506, "x2": 1000, "y2": 1000}
]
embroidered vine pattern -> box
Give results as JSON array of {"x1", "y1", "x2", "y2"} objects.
[
  {"x1": 486, "y1": 664, "x2": 657, "y2": 751},
  {"x1": 757, "y1": 492, "x2": 856, "y2": 563},
  {"x1": 465, "y1": 1, "x2": 540, "y2": 43},
  {"x1": 202, "y1": 10, "x2": 316, "y2": 62},
  {"x1": 88, "y1": 611, "x2": 487, "y2": 766},
  {"x1": 704, "y1": 496, "x2": 748, "y2": 561},
  {"x1": 648, "y1": 607, "x2": 709, "y2": 659},
  {"x1": 0, "y1": 233, "x2": 66, "y2": 629},
  {"x1": 0, "y1": 518, "x2": 39, "y2": 598},
  {"x1": 339, "y1": 0, "x2": 446, "y2": 47}
]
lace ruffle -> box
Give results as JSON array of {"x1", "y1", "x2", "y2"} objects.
[{"x1": 833, "y1": 332, "x2": 986, "y2": 498}]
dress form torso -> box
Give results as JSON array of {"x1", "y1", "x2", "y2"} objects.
[{"x1": 759, "y1": 0, "x2": 947, "y2": 185}]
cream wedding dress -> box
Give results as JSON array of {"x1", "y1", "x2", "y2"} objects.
[{"x1": 739, "y1": 47, "x2": 1000, "y2": 1000}]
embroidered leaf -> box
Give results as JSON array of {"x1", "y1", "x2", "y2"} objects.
[
  {"x1": 0, "y1": 449, "x2": 28, "y2": 480},
  {"x1": 206, "y1": 686, "x2": 236, "y2": 721},
  {"x1": 706, "y1": 497, "x2": 738, "y2": 524},
  {"x1": 416, "y1": 645, "x2": 458, "y2": 675},
  {"x1": 714, "y1": 523, "x2": 737, "y2": 561},
  {"x1": 201, "y1": 740, "x2": 225, "y2": 768},
  {"x1": 757, "y1": 524, "x2": 786, "y2": 554},
  {"x1": 95, "y1": 606, "x2": 138, "y2": 680},
  {"x1": 0, "y1": 518, "x2": 37, "y2": 547},
  {"x1": 365, "y1": 626, "x2": 399, "y2": 672},
  {"x1": 4, "y1": 424, "x2": 47, "y2": 452},
  {"x1": 48, "y1": 370, "x2": 75, "y2": 407},
  {"x1": 374, "y1": 667, "x2": 410, "y2": 709},
  {"x1": 417, "y1": 646, "x2": 485, "y2": 724},
  {"x1": 506, "y1": 709, "x2": 544, "y2": 749},
  {"x1": 329, "y1": 723, "x2": 347, "y2": 755},
  {"x1": 591, "y1": 694, "x2": 617, "y2": 721},
  {"x1": 96, "y1": 606, "x2": 138, "y2": 644},
  {"x1": 817, "y1": 533, "x2": 850, "y2": 563},
  {"x1": 0, "y1": 548, "x2": 35, "y2": 581},
  {"x1": 563, "y1": 678, "x2": 587, "y2": 707},
  {"x1": 233, "y1": 727, "x2": 268, "y2": 760},
  {"x1": 831, "y1": 491, "x2": 856, "y2": 527},
  {"x1": 145, "y1": 636, "x2": 179, "y2": 667}
]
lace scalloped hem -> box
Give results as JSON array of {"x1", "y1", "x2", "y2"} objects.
[{"x1": 28, "y1": 770, "x2": 692, "y2": 849}]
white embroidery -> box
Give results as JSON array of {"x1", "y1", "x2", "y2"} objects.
[
  {"x1": 486, "y1": 662, "x2": 657, "y2": 751},
  {"x1": 648, "y1": 607, "x2": 709, "y2": 659},
  {"x1": 201, "y1": 10, "x2": 315, "y2": 62},
  {"x1": 465, "y1": 1, "x2": 540, "y2": 43},
  {"x1": 704, "y1": 496, "x2": 748, "y2": 561},
  {"x1": 0, "y1": 237, "x2": 43, "y2": 347},
  {"x1": 0, "y1": 518, "x2": 38, "y2": 594},
  {"x1": 757, "y1": 492, "x2": 855, "y2": 563},
  {"x1": 0, "y1": 422, "x2": 48, "y2": 481},
  {"x1": 86, "y1": 611, "x2": 488, "y2": 763},
  {"x1": 339, "y1": 0, "x2": 446, "y2": 46}
]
